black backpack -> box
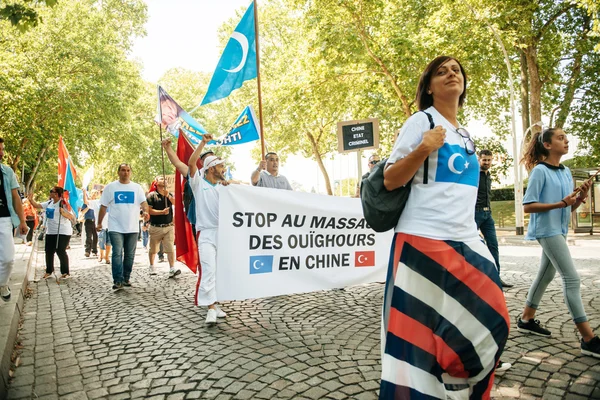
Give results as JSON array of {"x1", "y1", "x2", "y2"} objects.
[{"x1": 360, "y1": 111, "x2": 434, "y2": 232}]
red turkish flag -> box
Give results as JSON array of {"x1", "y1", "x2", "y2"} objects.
[{"x1": 355, "y1": 251, "x2": 375, "y2": 267}]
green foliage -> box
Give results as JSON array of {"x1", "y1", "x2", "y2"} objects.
[
  {"x1": 0, "y1": 0, "x2": 57, "y2": 31},
  {"x1": 473, "y1": 136, "x2": 513, "y2": 184}
]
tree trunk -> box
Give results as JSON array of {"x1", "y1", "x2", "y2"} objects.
[
  {"x1": 25, "y1": 145, "x2": 48, "y2": 192},
  {"x1": 554, "y1": 16, "x2": 590, "y2": 128},
  {"x1": 524, "y1": 45, "x2": 543, "y2": 135},
  {"x1": 519, "y1": 50, "x2": 531, "y2": 141},
  {"x1": 10, "y1": 137, "x2": 29, "y2": 171},
  {"x1": 305, "y1": 130, "x2": 332, "y2": 195}
]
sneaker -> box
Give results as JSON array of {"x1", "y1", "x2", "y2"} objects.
[
  {"x1": 123, "y1": 281, "x2": 132, "y2": 288},
  {"x1": 158, "y1": 257, "x2": 165, "y2": 263},
  {"x1": 168, "y1": 268, "x2": 181, "y2": 278},
  {"x1": 60, "y1": 274, "x2": 71, "y2": 279},
  {"x1": 149, "y1": 265, "x2": 157, "y2": 275},
  {"x1": 214, "y1": 305, "x2": 227, "y2": 318},
  {"x1": 42, "y1": 273, "x2": 52, "y2": 279},
  {"x1": 500, "y1": 279, "x2": 513, "y2": 288},
  {"x1": 112, "y1": 283, "x2": 123, "y2": 291},
  {"x1": 581, "y1": 336, "x2": 600, "y2": 358},
  {"x1": 517, "y1": 317, "x2": 552, "y2": 337},
  {"x1": 85, "y1": 252, "x2": 90, "y2": 257},
  {"x1": 205, "y1": 308, "x2": 217, "y2": 325},
  {"x1": 496, "y1": 360, "x2": 511, "y2": 371},
  {"x1": 0, "y1": 286, "x2": 11, "y2": 301}
]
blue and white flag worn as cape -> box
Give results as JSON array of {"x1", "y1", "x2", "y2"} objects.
[{"x1": 200, "y1": 2, "x2": 257, "y2": 105}]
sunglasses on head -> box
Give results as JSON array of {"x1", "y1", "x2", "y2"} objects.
[{"x1": 456, "y1": 128, "x2": 476, "y2": 155}]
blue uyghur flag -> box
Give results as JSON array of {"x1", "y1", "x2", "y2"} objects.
[
  {"x1": 201, "y1": 2, "x2": 257, "y2": 105},
  {"x1": 114, "y1": 191, "x2": 135, "y2": 204},
  {"x1": 63, "y1": 164, "x2": 82, "y2": 218}
]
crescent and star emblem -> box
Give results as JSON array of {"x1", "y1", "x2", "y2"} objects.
[
  {"x1": 224, "y1": 32, "x2": 249, "y2": 73},
  {"x1": 357, "y1": 255, "x2": 366, "y2": 263},
  {"x1": 117, "y1": 193, "x2": 125, "y2": 201},
  {"x1": 447, "y1": 153, "x2": 470, "y2": 175},
  {"x1": 252, "y1": 260, "x2": 262, "y2": 270}
]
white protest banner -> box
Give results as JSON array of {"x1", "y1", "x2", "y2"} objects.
[{"x1": 216, "y1": 185, "x2": 393, "y2": 301}]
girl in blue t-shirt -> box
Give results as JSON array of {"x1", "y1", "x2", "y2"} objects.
[{"x1": 517, "y1": 127, "x2": 597, "y2": 357}]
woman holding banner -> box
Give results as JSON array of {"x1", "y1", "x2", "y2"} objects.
[{"x1": 379, "y1": 56, "x2": 509, "y2": 399}]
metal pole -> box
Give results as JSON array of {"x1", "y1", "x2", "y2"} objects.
[
  {"x1": 253, "y1": 0, "x2": 266, "y2": 160},
  {"x1": 464, "y1": 2, "x2": 522, "y2": 234}
]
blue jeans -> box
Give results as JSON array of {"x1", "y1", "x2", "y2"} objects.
[
  {"x1": 142, "y1": 229, "x2": 149, "y2": 248},
  {"x1": 109, "y1": 232, "x2": 137, "y2": 284},
  {"x1": 475, "y1": 210, "x2": 500, "y2": 272}
]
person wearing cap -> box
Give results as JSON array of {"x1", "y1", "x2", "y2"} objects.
[
  {"x1": 251, "y1": 151, "x2": 293, "y2": 190},
  {"x1": 188, "y1": 133, "x2": 231, "y2": 325},
  {"x1": 161, "y1": 138, "x2": 214, "y2": 235}
]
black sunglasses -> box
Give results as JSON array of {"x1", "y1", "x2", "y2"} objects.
[
  {"x1": 456, "y1": 128, "x2": 476, "y2": 155},
  {"x1": 369, "y1": 160, "x2": 380, "y2": 165},
  {"x1": 49, "y1": 190, "x2": 56, "y2": 194}
]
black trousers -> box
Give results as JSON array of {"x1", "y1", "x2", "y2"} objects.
[
  {"x1": 45, "y1": 234, "x2": 71, "y2": 274},
  {"x1": 26, "y1": 219, "x2": 35, "y2": 242},
  {"x1": 84, "y1": 219, "x2": 98, "y2": 254}
]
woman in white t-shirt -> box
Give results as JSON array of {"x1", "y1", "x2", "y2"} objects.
[
  {"x1": 28, "y1": 187, "x2": 75, "y2": 279},
  {"x1": 378, "y1": 56, "x2": 509, "y2": 399}
]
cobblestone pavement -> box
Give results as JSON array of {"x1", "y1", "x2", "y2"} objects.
[{"x1": 4, "y1": 237, "x2": 600, "y2": 399}]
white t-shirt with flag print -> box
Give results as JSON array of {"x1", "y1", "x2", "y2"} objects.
[
  {"x1": 100, "y1": 181, "x2": 146, "y2": 234},
  {"x1": 387, "y1": 106, "x2": 480, "y2": 242},
  {"x1": 41, "y1": 200, "x2": 73, "y2": 236}
]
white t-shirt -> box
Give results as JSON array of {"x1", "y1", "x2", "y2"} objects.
[
  {"x1": 100, "y1": 181, "x2": 146, "y2": 234},
  {"x1": 387, "y1": 106, "x2": 480, "y2": 241},
  {"x1": 41, "y1": 200, "x2": 73, "y2": 236},
  {"x1": 189, "y1": 171, "x2": 220, "y2": 245},
  {"x1": 89, "y1": 199, "x2": 108, "y2": 230}
]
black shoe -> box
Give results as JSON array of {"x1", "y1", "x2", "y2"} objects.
[
  {"x1": 158, "y1": 257, "x2": 165, "y2": 263},
  {"x1": 581, "y1": 336, "x2": 600, "y2": 358},
  {"x1": 123, "y1": 281, "x2": 132, "y2": 287},
  {"x1": 517, "y1": 317, "x2": 551, "y2": 337},
  {"x1": 500, "y1": 279, "x2": 513, "y2": 288},
  {"x1": 112, "y1": 283, "x2": 123, "y2": 291}
]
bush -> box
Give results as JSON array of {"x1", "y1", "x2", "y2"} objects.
[{"x1": 491, "y1": 187, "x2": 528, "y2": 201}]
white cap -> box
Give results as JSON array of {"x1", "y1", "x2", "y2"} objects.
[{"x1": 203, "y1": 155, "x2": 226, "y2": 170}]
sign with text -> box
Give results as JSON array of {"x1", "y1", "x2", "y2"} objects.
[
  {"x1": 164, "y1": 174, "x2": 176, "y2": 194},
  {"x1": 337, "y1": 118, "x2": 379, "y2": 153},
  {"x1": 216, "y1": 185, "x2": 393, "y2": 301}
]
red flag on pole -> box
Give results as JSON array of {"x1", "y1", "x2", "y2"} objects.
[{"x1": 174, "y1": 133, "x2": 199, "y2": 274}]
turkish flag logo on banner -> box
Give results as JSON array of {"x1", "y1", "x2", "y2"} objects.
[{"x1": 355, "y1": 251, "x2": 375, "y2": 267}]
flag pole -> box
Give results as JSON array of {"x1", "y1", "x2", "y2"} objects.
[
  {"x1": 159, "y1": 124, "x2": 167, "y2": 208},
  {"x1": 253, "y1": 0, "x2": 266, "y2": 160}
]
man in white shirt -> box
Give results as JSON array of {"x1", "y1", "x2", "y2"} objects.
[
  {"x1": 250, "y1": 152, "x2": 293, "y2": 190},
  {"x1": 96, "y1": 163, "x2": 148, "y2": 291},
  {"x1": 188, "y1": 134, "x2": 230, "y2": 325}
]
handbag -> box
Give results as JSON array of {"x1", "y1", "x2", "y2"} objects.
[{"x1": 360, "y1": 111, "x2": 434, "y2": 232}]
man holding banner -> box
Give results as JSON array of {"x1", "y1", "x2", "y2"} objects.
[
  {"x1": 188, "y1": 133, "x2": 230, "y2": 325},
  {"x1": 251, "y1": 152, "x2": 293, "y2": 190}
]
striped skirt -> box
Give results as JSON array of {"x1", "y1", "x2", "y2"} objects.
[{"x1": 380, "y1": 233, "x2": 510, "y2": 399}]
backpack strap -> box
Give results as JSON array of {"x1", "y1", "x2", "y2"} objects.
[{"x1": 420, "y1": 111, "x2": 435, "y2": 184}]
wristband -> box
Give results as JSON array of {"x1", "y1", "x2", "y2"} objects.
[{"x1": 561, "y1": 200, "x2": 568, "y2": 208}]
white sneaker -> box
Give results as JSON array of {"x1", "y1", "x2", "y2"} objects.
[
  {"x1": 496, "y1": 360, "x2": 512, "y2": 371},
  {"x1": 215, "y1": 305, "x2": 227, "y2": 318},
  {"x1": 168, "y1": 268, "x2": 181, "y2": 278},
  {"x1": 0, "y1": 286, "x2": 11, "y2": 301},
  {"x1": 205, "y1": 308, "x2": 217, "y2": 325},
  {"x1": 149, "y1": 265, "x2": 157, "y2": 275}
]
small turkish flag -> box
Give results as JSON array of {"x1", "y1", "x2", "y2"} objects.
[{"x1": 355, "y1": 251, "x2": 375, "y2": 267}]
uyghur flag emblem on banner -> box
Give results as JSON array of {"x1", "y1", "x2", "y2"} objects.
[
  {"x1": 201, "y1": 2, "x2": 257, "y2": 105},
  {"x1": 58, "y1": 137, "x2": 83, "y2": 218}
]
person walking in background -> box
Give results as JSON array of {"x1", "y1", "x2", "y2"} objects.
[
  {"x1": 355, "y1": 153, "x2": 381, "y2": 197},
  {"x1": 0, "y1": 137, "x2": 29, "y2": 301},
  {"x1": 79, "y1": 190, "x2": 98, "y2": 258},
  {"x1": 517, "y1": 128, "x2": 599, "y2": 357},
  {"x1": 96, "y1": 163, "x2": 148, "y2": 291},
  {"x1": 379, "y1": 56, "x2": 509, "y2": 398},
  {"x1": 476, "y1": 149, "x2": 513, "y2": 288},
  {"x1": 22, "y1": 197, "x2": 38, "y2": 246},
  {"x1": 28, "y1": 187, "x2": 75, "y2": 279},
  {"x1": 91, "y1": 189, "x2": 111, "y2": 264}
]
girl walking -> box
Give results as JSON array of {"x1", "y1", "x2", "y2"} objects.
[{"x1": 517, "y1": 127, "x2": 597, "y2": 357}]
